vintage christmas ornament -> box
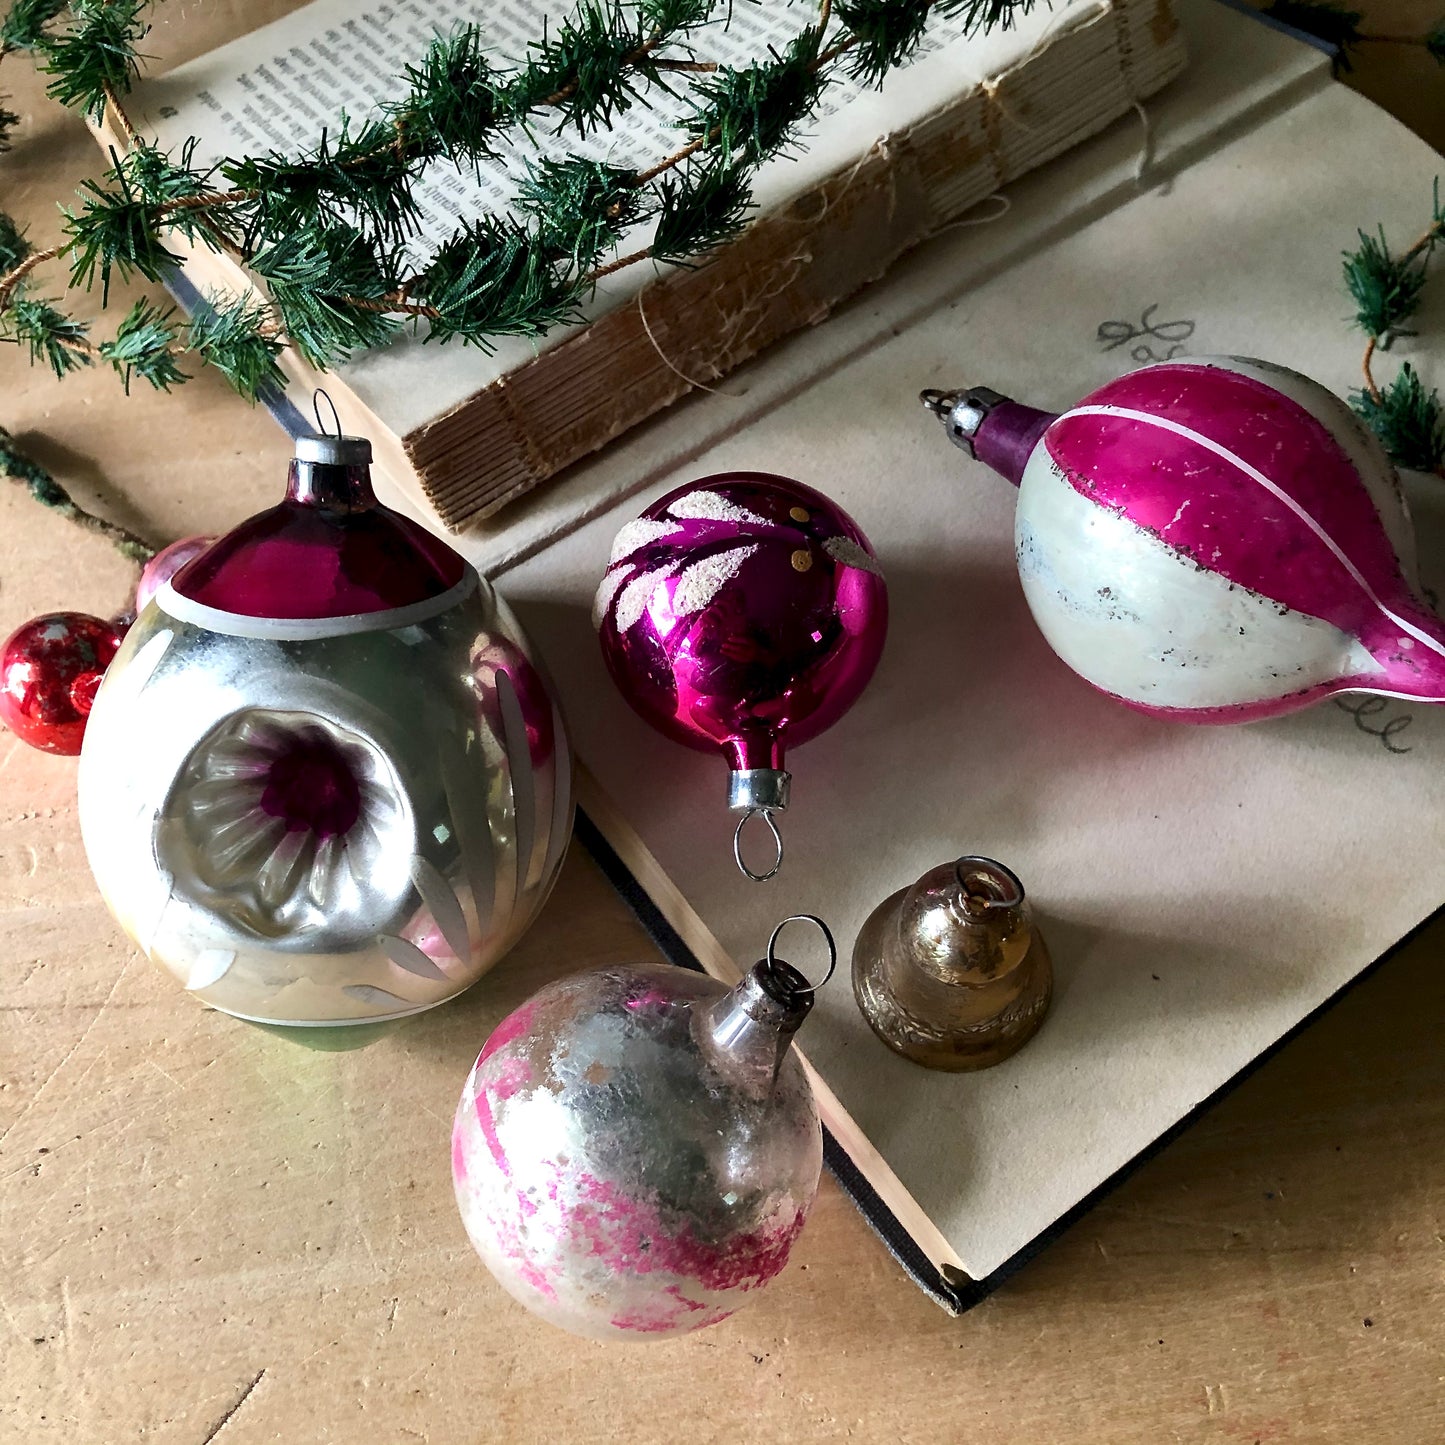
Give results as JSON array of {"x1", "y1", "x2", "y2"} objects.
[
  {"x1": 452, "y1": 915, "x2": 834, "y2": 1338},
  {"x1": 924, "y1": 356, "x2": 1445, "y2": 720},
  {"x1": 853, "y1": 855, "x2": 1052, "y2": 1071},
  {"x1": 135, "y1": 534, "x2": 216, "y2": 613},
  {"x1": 595, "y1": 473, "x2": 887, "y2": 880},
  {"x1": 77, "y1": 408, "x2": 573, "y2": 1032},
  {"x1": 0, "y1": 611, "x2": 126, "y2": 755}
]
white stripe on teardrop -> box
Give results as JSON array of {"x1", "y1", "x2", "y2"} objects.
[{"x1": 1067, "y1": 406, "x2": 1445, "y2": 673}]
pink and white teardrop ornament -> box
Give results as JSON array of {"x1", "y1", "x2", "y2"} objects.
[
  {"x1": 452, "y1": 915, "x2": 832, "y2": 1339},
  {"x1": 595, "y1": 473, "x2": 888, "y2": 881},
  {"x1": 924, "y1": 356, "x2": 1445, "y2": 721}
]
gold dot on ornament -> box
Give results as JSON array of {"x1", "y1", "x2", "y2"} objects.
[
  {"x1": 790, "y1": 548, "x2": 813, "y2": 572},
  {"x1": 789, "y1": 506, "x2": 810, "y2": 523}
]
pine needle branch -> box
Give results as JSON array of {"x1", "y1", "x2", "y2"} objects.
[
  {"x1": 1344, "y1": 183, "x2": 1445, "y2": 473},
  {"x1": 1, "y1": 0, "x2": 1044, "y2": 398}
]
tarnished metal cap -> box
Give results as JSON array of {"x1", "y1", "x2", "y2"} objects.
[
  {"x1": 294, "y1": 432, "x2": 373, "y2": 466},
  {"x1": 919, "y1": 386, "x2": 1010, "y2": 459}
]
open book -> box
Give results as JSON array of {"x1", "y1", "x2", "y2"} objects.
[
  {"x1": 476, "y1": 0, "x2": 1445, "y2": 1308},
  {"x1": 101, "y1": 0, "x2": 1186, "y2": 530}
]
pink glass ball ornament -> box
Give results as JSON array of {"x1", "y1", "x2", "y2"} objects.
[
  {"x1": 135, "y1": 534, "x2": 217, "y2": 614},
  {"x1": 924, "y1": 355, "x2": 1445, "y2": 721},
  {"x1": 76, "y1": 424, "x2": 574, "y2": 1032},
  {"x1": 594, "y1": 473, "x2": 887, "y2": 880},
  {"x1": 453, "y1": 915, "x2": 833, "y2": 1339}
]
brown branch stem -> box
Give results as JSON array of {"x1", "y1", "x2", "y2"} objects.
[
  {"x1": 584, "y1": 246, "x2": 652, "y2": 282},
  {"x1": 102, "y1": 82, "x2": 139, "y2": 147},
  {"x1": 0, "y1": 244, "x2": 63, "y2": 311},
  {"x1": 1362, "y1": 334, "x2": 1382, "y2": 405}
]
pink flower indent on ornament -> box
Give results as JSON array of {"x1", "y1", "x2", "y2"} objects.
[
  {"x1": 257, "y1": 725, "x2": 362, "y2": 837},
  {"x1": 162, "y1": 708, "x2": 410, "y2": 940}
]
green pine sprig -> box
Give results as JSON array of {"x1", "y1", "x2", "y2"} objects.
[
  {"x1": 1343, "y1": 183, "x2": 1445, "y2": 473},
  {"x1": 0, "y1": 0, "x2": 1039, "y2": 400},
  {"x1": 40, "y1": 0, "x2": 150, "y2": 121},
  {"x1": 1351, "y1": 362, "x2": 1445, "y2": 474},
  {"x1": 96, "y1": 294, "x2": 185, "y2": 390}
]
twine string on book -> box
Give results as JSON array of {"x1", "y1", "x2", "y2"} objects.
[
  {"x1": 980, "y1": 0, "x2": 1155, "y2": 188},
  {"x1": 634, "y1": 139, "x2": 890, "y2": 400}
]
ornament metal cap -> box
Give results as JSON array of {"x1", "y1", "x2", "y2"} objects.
[
  {"x1": 698, "y1": 914, "x2": 835, "y2": 1091},
  {"x1": 921, "y1": 384, "x2": 1058, "y2": 485},
  {"x1": 293, "y1": 432, "x2": 373, "y2": 467}
]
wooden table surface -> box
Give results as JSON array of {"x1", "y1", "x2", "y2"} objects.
[{"x1": 2, "y1": 4, "x2": 1442, "y2": 1441}]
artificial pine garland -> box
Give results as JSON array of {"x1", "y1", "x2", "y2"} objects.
[
  {"x1": 1342, "y1": 185, "x2": 1445, "y2": 475},
  {"x1": 0, "y1": 0, "x2": 1031, "y2": 402},
  {"x1": 5, "y1": 0, "x2": 1445, "y2": 496}
]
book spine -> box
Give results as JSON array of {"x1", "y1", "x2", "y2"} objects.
[{"x1": 405, "y1": 0, "x2": 1188, "y2": 529}]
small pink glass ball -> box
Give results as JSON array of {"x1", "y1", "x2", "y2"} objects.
[
  {"x1": 593, "y1": 473, "x2": 888, "y2": 774},
  {"x1": 135, "y1": 535, "x2": 216, "y2": 614}
]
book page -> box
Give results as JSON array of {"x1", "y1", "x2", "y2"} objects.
[
  {"x1": 499, "y1": 63, "x2": 1445, "y2": 1281},
  {"x1": 131, "y1": 0, "x2": 1115, "y2": 433}
]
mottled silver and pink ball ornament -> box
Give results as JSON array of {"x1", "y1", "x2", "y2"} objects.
[
  {"x1": 453, "y1": 917, "x2": 833, "y2": 1339},
  {"x1": 926, "y1": 355, "x2": 1445, "y2": 719},
  {"x1": 594, "y1": 473, "x2": 887, "y2": 880},
  {"x1": 76, "y1": 425, "x2": 573, "y2": 1033}
]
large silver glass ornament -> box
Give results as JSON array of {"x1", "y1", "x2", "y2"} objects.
[
  {"x1": 452, "y1": 917, "x2": 833, "y2": 1338},
  {"x1": 77, "y1": 423, "x2": 573, "y2": 1032}
]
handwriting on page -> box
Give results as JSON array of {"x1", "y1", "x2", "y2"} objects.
[
  {"x1": 1096, "y1": 304, "x2": 1195, "y2": 363},
  {"x1": 1334, "y1": 697, "x2": 1414, "y2": 753}
]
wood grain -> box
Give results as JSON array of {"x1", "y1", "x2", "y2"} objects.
[{"x1": 1, "y1": 5, "x2": 1442, "y2": 1441}]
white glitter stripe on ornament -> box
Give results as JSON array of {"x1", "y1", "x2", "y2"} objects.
[
  {"x1": 614, "y1": 564, "x2": 678, "y2": 633},
  {"x1": 591, "y1": 565, "x2": 630, "y2": 631},
  {"x1": 823, "y1": 536, "x2": 883, "y2": 575},
  {"x1": 608, "y1": 517, "x2": 683, "y2": 567},
  {"x1": 671, "y1": 545, "x2": 758, "y2": 618},
  {"x1": 666, "y1": 490, "x2": 768, "y2": 526}
]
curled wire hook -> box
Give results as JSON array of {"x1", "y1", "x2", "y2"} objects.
[
  {"x1": 733, "y1": 806, "x2": 784, "y2": 882},
  {"x1": 312, "y1": 387, "x2": 343, "y2": 438},
  {"x1": 955, "y1": 855, "x2": 1025, "y2": 912},
  {"x1": 765, "y1": 914, "x2": 837, "y2": 996},
  {"x1": 919, "y1": 387, "x2": 961, "y2": 416}
]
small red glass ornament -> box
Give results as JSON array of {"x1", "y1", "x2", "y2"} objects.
[
  {"x1": 0, "y1": 612, "x2": 125, "y2": 756},
  {"x1": 594, "y1": 473, "x2": 888, "y2": 880}
]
